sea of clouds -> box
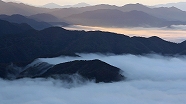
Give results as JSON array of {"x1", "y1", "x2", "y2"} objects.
[{"x1": 1, "y1": 54, "x2": 186, "y2": 104}]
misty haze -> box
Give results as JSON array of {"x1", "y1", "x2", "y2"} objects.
[{"x1": 64, "y1": 25, "x2": 186, "y2": 43}]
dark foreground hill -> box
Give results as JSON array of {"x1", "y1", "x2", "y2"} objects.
[
  {"x1": 0, "y1": 26, "x2": 186, "y2": 65},
  {"x1": 4, "y1": 60, "x2": 124, "y2": 83}
]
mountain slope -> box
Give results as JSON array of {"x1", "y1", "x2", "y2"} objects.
[
  {"x1": 0, "y1": 14, "x2": 52, "y2": 30},
  {"x1": 0, "y1": 0, "x2": 53, "y2": 16},
  {"x1": 0, "y1": 19, "x2": 33, "y2": 35}
]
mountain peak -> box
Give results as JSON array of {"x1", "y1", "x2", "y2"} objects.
[
  {"x1": 43, "y1": 3, "x2": 62, "y2": 8},
  {"x1": 123, "y1": 3, "x2": 147, "y2": 7}
]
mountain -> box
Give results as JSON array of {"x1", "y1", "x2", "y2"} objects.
[
  {"x1": 64, "y1": 9, "x2": 186, "y2": 27},
  {"x1": 155, "y1": 2, "x2": 186, "y2": 11},
  {"x1": 42, "y1": 2, "x2": 90, "y2": 9},
  {"x1": 0, "y1": 26, "x2": 186, "y2": 65},
  {"x1": 48, "y1": 4, "x2": 118, "y2": 19},
  {"x1": 0, "y1": 0, "x2": 53, "y2": 16},
  {"x1": 29, "y1": 13, "x2": 69, "y2": 26},
  {"x1": 29, "y1": 13, "x2": 61, "y2": 22},
  {"x1": 0, "y1": 14, "x2": 52, "y2": 30},
  {"x1": 120, "y1": 3, "x2": 186, "y2": 21},
  {"x1": 0, "y1": 19, "x2": 33, "y2": 35},
  {"x1": 49, "y1": 3, "x2": 186, "y2": 22},
  {"x1": 15, "y1": 60, "x2": 125, "y2": 83}
]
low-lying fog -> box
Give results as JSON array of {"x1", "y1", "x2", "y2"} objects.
[
  {"x1": 64, "y1": 25, "x2": 186, "y2": 43},
  {"x1": 1, "y1": 54, "x2": 186, "y2": 104}
]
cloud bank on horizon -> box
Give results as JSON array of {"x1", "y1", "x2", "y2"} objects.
[{"x1": 2, "y1": 0, "x2": 185, "y2": 6}]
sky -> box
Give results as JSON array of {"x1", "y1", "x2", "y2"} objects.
[{"x1": 2, "y1": 0, "x2": 185, "y2": 6}]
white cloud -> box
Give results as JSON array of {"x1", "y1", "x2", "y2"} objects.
[{"x1": 1, "y1": 54, "x2": 186, "y2": 104}]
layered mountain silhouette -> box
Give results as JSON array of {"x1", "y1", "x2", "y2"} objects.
[
  {"x1": 64, "y1": 9, "x2": 186, "y2": 27},
  {"x1": 48, "y1": 3, "x2": 186, "y2": 22},
  {"x1": 0, "y1": 14, "x2": 52, "y2": 30},
  {"x1": 1, "y1": 1, "x2": 186, "y2": 83},
  {"x1": 1, "y1": 1, "x2": 186, "y2": 27}
]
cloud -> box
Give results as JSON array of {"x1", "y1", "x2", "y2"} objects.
[
  {"x1": 1, "y1": 54, "x2": 186, "y2": 104},
  {"x1": 170, "y1": 25, "x2": 186, "y2": 30}
]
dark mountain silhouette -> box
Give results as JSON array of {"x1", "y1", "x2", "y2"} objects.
[
  {"x1": 15, "y1": 60, "x2": 124, "y2": 83},
  {"x1": 0, "y1": 19, "x2": 33, "y2": 35},
  {"x1": 0, "y1": 26, "x2": 186, "y2": 65},
  {"x1": 29, "y1": 13, "x2": 69, "y2": 26},
  {"x1": 64, "y1": 9, "x2": 186, "y2": 27},
  {"x1": 0, "y1": 14, "x2": 52, "y2": 30}
]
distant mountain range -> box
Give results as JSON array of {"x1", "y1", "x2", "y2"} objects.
[
  {"x1": 42, "y1": 2, "x2": 90, "y2": 9},
  {"x1": 1, "y1": 0, "x2": 186, "y2": 27},
  {"x1": 155, "y1": 2, "x2": 186, "y2": 11},
  {"x1": 64, "y1": 9, "x2": 186, "y2": 27}
]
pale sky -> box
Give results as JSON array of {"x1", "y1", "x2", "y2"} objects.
[{"x1": 2, "y1": 0, "x2": 185, "y2": 6}]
